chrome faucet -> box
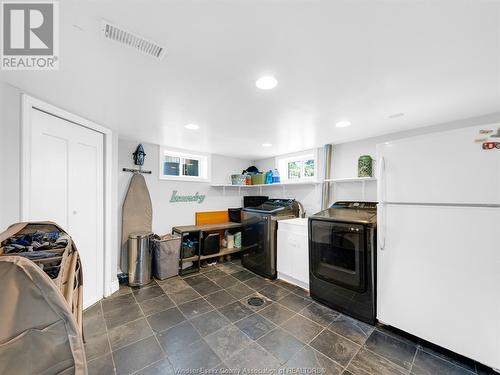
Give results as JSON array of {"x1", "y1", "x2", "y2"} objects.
[{"x1": 296, "y1": 200, "x2": 306, "y2": 218}]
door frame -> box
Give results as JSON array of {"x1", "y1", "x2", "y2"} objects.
[{"x1": 21, "y1": 94, "x2": 117, "y2": 299}]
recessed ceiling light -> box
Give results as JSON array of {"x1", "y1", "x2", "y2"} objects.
[
  {"x1": 256, "y1": 76, "x2": 278, "y2": 90},
  {"x1": 335, "y1": 121, "x2": 351, "y2": 128},
  {"x1": 262, "y1": 143, "x2": 273, "y2": 147},
  {"x1": 184, "y1": 124, "x2": 199, "y2": 130}
]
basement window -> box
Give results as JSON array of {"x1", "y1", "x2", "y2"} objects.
[
  {"x1": 276, "y1": 150, "x2": 318, "y2": 182},
  {"x1": 159, "y1": 147, "x2": 210, "y2": 182}
]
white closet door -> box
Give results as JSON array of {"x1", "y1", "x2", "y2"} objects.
[
  {"x1": 30, "y1": 113, "x2": 70, "y2": 228},
  {"x1": 28, "y1": 108, "x2": 104, "y2": 308}
]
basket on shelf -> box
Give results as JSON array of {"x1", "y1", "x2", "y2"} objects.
[
  {"x1": 231, "y1": 174, "x2": 247, "y2": 185},
  {"x1": 251, "y1": 173, "x2": 266, "y2": 185}
]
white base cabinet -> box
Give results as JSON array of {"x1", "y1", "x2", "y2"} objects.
[{"x1": 277, "y1": 218, "x2": 309, "y2": 290}]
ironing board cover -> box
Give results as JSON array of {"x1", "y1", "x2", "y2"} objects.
[
  {"x1": 0, "y1": 255, "x2": 87, "y2": 374},
  {"x1": 121, "y1": 172, "x2": 153, "y2": 271}
]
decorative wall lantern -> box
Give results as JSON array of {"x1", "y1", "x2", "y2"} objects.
[
  {"x1": 133, "y1": 144, "x2": 146, "y2": 166},
  {"x1": 122, "y1": 144, "x2": 152, "y2": 174}
]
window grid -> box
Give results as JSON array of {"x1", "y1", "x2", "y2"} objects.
[
  {"x1": 277, "y1": 151, "x2": 317, "y2": 182},
  {"x1": 159, "y1": 147, "x2": 209, "y2": 181}
]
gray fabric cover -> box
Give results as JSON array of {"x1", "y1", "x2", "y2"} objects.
[
  {"x1": 0, "y1": 256, "x2": 87, "y2": 375},
  {"x1": 152, "y1": 235, "x2": 181, "y2": 280},
  {"x1": 121, "y1": 173, "x2": 153, "y2": 272}
]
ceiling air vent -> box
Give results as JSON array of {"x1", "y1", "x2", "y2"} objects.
[{"x1": 101, "y1": 21, "x2": 166, "y2": 60}]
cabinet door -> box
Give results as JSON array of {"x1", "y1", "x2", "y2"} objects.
[
  {"x1": 292, "y1": 231, "x2": 309, "y2": 286},
  {"x1": 277, "y1": 230, "x2": 292, "y2": 276},
  {"x1": 278, "y1": 228, "x2": 309, "y2": 287}
]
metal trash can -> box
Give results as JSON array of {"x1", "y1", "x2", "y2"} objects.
[{"x1": 128, "y1": 232, "x2": 153, "y2": 287}]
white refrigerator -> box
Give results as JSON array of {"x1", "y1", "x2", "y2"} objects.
[{"x1": 376, "y1": 124, "x2": 500, "y2": 370}]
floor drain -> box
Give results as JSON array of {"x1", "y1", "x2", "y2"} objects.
[{"x1": 247, "y1": 297, "x2": 264, "y2": 307}]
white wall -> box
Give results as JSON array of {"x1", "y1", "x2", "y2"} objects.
[
  {"x1": 118, "y1": 139, "x2": 252, "y2": 272},
  {"x1": 111, "y1": 133, "x2": 120, "y2": 282},
  {"x1": 330, "y1": 138, "x2": 379, "y2": 202},
  {"x1": 330, "y1": 113, "x2": 500, "y2": 202},
  {"x1": 255, "y1": 112, "x2": 500, "y2": 213},
  {"x1": 3, "y1": 80, "x2": 500, "y2": 277},
  {"x1": 0, "y1": 83, "x2": 120, "y2": 293},
  {"x1": 252, "y1": 153, "x2": 324, "y2": 217},
  {"x1": 0, "y1": 83, "x2": 22, "y2": 231}
]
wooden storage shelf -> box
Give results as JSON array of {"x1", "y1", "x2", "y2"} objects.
[
  {"x1": 173, "y1": 222, "x2": 242, "y2": 233},
  {"x1": 182, "y1": 246, "x2": 244, "y2": 262},
  {"x1": 173, "y1": 221, "x2": 245, "y2": 275},
  {"x1": 201, "y1": 246, "x2": 242, "y2": 260}
]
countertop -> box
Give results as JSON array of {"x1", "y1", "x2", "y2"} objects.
[
  {"x1": 172, "y1": 221, "x2": 242, "y2": 233},
  {"x1": 278, "y1": 217, "x2": 308, "y2": 226}
]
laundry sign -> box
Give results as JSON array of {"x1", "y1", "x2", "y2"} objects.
[{"x1": 169, "y1": 190, "x2": 206, "y2": 204}]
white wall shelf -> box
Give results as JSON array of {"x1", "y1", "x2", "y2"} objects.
[
  {"x1": 211, "y1": 181, "x2": 321, "y2": 187},
  {"x1": 324, "y1": 177, "x2": 376, "y2": 183},
  {"x1": 324, "y1": 177, "x2": 377, "y2": 201},
  {"x1": 211, "y1": 181, "x2": 321, "y2": 195}
]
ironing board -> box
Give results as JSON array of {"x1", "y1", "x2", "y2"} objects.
[{"x1": 121, "y1": 173, "x2": 153, "y2": 272}]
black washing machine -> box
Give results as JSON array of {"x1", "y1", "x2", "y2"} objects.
[
  {"x1": 242, "y1": 199, "x2": 299, "y2": 279},
  {"x1": 308, "y1": 201, "x2": 377, "y2": 324}
]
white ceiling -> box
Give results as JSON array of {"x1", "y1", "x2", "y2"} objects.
[{"x1": 1, "y1": 0, "x2": 499, "y2": 159}]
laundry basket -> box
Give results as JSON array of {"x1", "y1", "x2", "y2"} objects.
[{"x1": 152, "y1": 234, "x2": 181, "y2": 280}]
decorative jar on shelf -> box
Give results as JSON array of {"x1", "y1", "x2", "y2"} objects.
[{"x1": 358, "y1": 155, "x2": 373, "y2": 177}]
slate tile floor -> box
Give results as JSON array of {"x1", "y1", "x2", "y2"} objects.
[{"x1": 85, "y1": 259, "x2": 495, "y2": 375}]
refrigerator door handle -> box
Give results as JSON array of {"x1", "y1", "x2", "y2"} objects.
[
  {"x1": 378, "y1": 203, "x2": 386, "y2": 250},
  {"x1": 377, "y1": 155, "x2": 387, "y2": 250},
  {"x1": 378, "y1": 156, "x2": 386, "y2": 203}
]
